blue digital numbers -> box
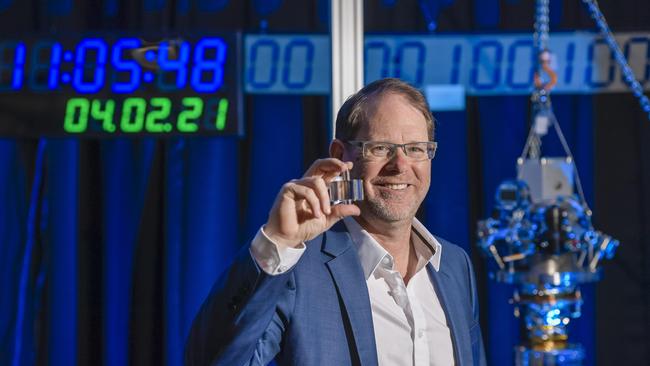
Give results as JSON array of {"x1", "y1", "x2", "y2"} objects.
[
  {"x1": 191, "y1": 38, "x2": 227, "y2": 93},
  {"x1": 505, "y1": 40, "x2": 534, "y2": 89},
  {"x1": 248, "y1": 39, "x2": 279, "y2": 89},
  {"x1": 245, "y1": 35, "x2": 329, "y2": 94},
  {"x1": 585, "y1": 38, "x2": 615, "y2": 88},
  {"x1": 0, "y1": 41, "x2": 25, "y2": 91},
  {"x1": 48, "y1": 43, "x2": 62, "y2": 89},
  {"x1": 158, "y1": 40, "x2": 189, "y2": 91},
  {"x1": 365, "y1": 41, "x2": 391, "y2": 79},
  {"x1": 471, "y1": 41, "x2": 503, "y2": 90},
  {"x1": 623, "y1": 37, "x2": 650, "y2": 84},
  {"x1": 245, "y1": 33, "x2": 650, "y2": 95},
  {"x1": 450, "y1": 45, "x2": 462, "y2": 84},
  {"x1": 394, "y1": 42, "x2": 425, "y2": 86},
  {"x1": 29, "y1": 41, "x2": 61, "y2": 91},
  {"x1": 0, "y1": 36, "x2": 234, "y2": 95},
  {"x1": 73, "y1": 39, "x2": 108, "y2": 93},
  {"x1": 112, "y1": 38, "x2": 141, "y2": 93},
  {"x1": 282, "y1": 39, "x2": 314, "y2": 89},
  {"x1": 564, "y1": 42, "x2": 575, "y2": 84}
]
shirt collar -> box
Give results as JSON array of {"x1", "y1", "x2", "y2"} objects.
[{"x1": 342, "y1": 216, "x2": 442, "y2": 280}]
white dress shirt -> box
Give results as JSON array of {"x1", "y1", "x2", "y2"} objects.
[{"x1": 250, "y1": 217, "x2": 455, "y2": 366}]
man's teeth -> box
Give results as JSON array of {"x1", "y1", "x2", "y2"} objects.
[{"x1": 382, "y1": 183, "x2": 408, "y2": 190}]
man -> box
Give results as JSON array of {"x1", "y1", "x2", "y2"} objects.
[{"x1": 185, "y1": 78, "x2": 486, "y2": 365}]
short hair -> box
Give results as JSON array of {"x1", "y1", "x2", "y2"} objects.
[{"x1": 334, "y1": 78, "x2": 435, "y2": 141}]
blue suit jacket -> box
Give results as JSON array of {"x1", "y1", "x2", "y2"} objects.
[{"x1": 185, "y1": 222, "x2": 487, "y2": 366}]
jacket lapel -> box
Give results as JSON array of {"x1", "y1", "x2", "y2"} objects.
[
  {"x1": 320, "y1": 222, "x2": 378, "y2": 366},
  {"x1": 427, "y1": 263, "x2": 472, "y2": 366}
]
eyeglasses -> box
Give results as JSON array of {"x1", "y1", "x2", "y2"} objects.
[{"x1": 346, "y1": 140, "x2": 438, "y2": 161}]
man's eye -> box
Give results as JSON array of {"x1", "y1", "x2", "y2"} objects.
[
  {"x1": 370, "y1": 145, "x2": 391, "y2": 154},
  {"x1": 407, "y1": 145, "x2": 426, "y2": 154}
]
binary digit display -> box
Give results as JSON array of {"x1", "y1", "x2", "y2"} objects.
[
  {"x1": 0, "y1": 34, "x2": 242, "y2": 137},
  {"x1": 244, "y1": 32, "x2": 650, "y2": 95}
]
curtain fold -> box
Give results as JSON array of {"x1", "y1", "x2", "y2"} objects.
[{"x1": 45, "y1": 139, "x2": 78, "y2": 366}]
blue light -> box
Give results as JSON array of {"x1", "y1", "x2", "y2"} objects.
[
  {"x1": 61, "y1": 73, "x2": 70, "y2": 83},
  {"x1": 158, "y1": 41, "x2": 189, "y2": 91},
  {"x1": 281, "y1": 39, "x2": 314, "y2": 89},
  {"x1": 13, "y1": 43, "x2": 25, "y2": 90},
  {"x1": 73, "y1": 38, "x2": 107, "y2": 93},
  {"x1": 0, "y1": 41, "x2": 25, "y2": 91},
  {"x1": 48, "y1": 43, "x2": 62, "y2": 90},
  {"x1": 64, "y1": 51, "x2": 72, "y2": 62},
  {"x1": 111, "y1": 38, "x2": 141, "y2": 94},
  {"x1": 247, "y1": 39, "x2": 279, "y2": 89},
  {"x1": 191, "y1": 38, "x2": 226, "y2": 93}
]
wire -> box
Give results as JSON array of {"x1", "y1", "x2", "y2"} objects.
[{"x1": 581, "y1": 0, "x2": 650, "y2": 121}]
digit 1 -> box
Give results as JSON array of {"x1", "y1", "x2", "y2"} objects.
[
  {"x1": 0, "y1": 41, "x2": 25, "y2": 91},
  {"x1": 91, "y1": 99, "x2": 116, "y2": 132},
  {"x1": 29, "y1": 41, "x2": 59, "y2": 91},
  {"x1": 63, "y1": 98, "x2": 90, "y2": 133},
  {"x1": 450, "y1": 44, "x2": 461, "y2": 84},
  {"x1": 215, "y1": 98, "x2": 229, "y2": 131},
  {"x1": 177, "y1": 97, "x2": 203, "y2": 132},
  {"x1": 564, "y1": 42, "x2": 575, "y2": 84},
  {"x1": 120, "y1": 97, "x2": 147, "y2": 133},
  {"x1": 48, "y1": 43, "x2": 62, "y2": 89}
]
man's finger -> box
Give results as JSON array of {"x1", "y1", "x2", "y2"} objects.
[
  {"x1": 294, "y1": 177, "x2": 331, "y2": 215},
  {"x1": 303, "y1": 158, "x2": 352, "y2": 178},
  {"x1": 326, "y1": 204, "x2": 361, "y2": 227},
  {"x1": 285, "y1": 183, "x2": 323, "y2": 218}
]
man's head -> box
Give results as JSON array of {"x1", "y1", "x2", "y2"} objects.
[{"x1": 330, "y1": 78, "x2": 436, "y2": 225}]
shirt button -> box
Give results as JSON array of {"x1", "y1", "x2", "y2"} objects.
[
  {"x1": 381, "y1": 256, "x2": 391, "y2": 265},
  {"x1": 277, "y1": 265, "x2": 288, "y2": 273},
  {"x1": 418, "y1": 330, "x2": 424, "y2": 338}
]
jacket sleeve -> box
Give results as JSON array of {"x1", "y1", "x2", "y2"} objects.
[
  {"x1": 462, "y1": 249, "x2": 487, "y2": 366},
  {"x1": 184, "y1": 243, "x2": 297, "y2": 366}
]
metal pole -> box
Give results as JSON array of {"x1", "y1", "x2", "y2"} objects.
[{"x1": 330, "y1": 0, "x2": 364, "y2": 137}]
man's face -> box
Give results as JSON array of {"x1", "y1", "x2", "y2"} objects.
[{"x1": 344, "y1": 93, "x2": 431, "y2": 223}]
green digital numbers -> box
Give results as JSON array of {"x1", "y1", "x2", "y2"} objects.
[
  {"x1": 146, "y1": 97, "x2": 172, "y2": 133},
  {"x1": 62, "y1": 96, "x2": 229, "y2": 134},
  {"x1": 177, "y1": 97, "x2": 203, "y2": 132},
  {"x1": 91, "y1": 99, "x2": 116, "y2": 132},
  {"x1": 215, "y1": 98, "x2": 229, "y2": 131},
  {"x1": 120, "y1": 97, "x2": 146, "y2": 133},
  {"x1": 64, "y1": 98, "x2": 90, "y2": 133}
]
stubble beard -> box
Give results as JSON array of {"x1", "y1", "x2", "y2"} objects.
[{"x1": 360, "y1": 189, "x2": 422, "y2": 223}]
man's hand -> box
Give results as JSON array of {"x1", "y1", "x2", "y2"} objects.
[{"x1": 264, "y1": 158, "x2": 361, "y2": 247}]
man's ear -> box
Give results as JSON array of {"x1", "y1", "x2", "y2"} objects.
[{"x1": 329, "y1": 139, "x2": 345, "y2": 159}]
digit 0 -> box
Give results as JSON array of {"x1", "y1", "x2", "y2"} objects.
[
  {"x1": 120, "y1": 97, "x2": 147, "y2": 133},
  {"x1": 63, "y1": 98, "x2": 90, "y2": 133}
]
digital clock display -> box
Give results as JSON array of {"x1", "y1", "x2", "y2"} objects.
[{"x1": 0, "y1": 34, "x2": 242, "y2": 136}]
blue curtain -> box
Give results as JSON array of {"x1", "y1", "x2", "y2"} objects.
[{"x1": 0, "y1": 92, "x2": 599, "y2": 366}]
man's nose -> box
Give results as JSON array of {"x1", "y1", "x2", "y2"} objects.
[{"x1": 384, "y1": 146, "x2": 410, "y2": 173}]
